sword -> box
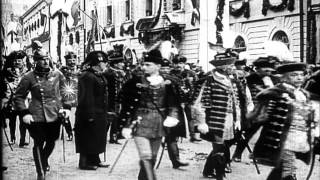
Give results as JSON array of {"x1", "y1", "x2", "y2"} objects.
[
  {"x1": 181, "y1": 103, "x2": 190, "y2": 139},
  {"x1": 2, "y1": 127, "x2": 13, "y2": 151},
  {"x1": 241, "y1": 133, "x2": 260, "y2": 174},
  {"x1": 155, "y1": 136, "x2": 166, "y2": 169},
  {"x1": 59, "y1": 112, "x2": 66, "y2": 163},
  {"x1": 109, "y1": 139, "x2": 129, "y2": 174},
  {"x1": 108, "y1": 118, "x2": 141, "y2": 174}
]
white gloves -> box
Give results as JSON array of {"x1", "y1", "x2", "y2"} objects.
[
  {"x1": 59, "y1": 109, "x2": 71, "y2": 118},
  {"x1": 22, "y1": 114, "x2": 34, "y2": 124},
  {"x1": 235, "y1": 120, "x2": 241, "y2": 131},
  {"x1": 122, "y1": 128, "x2": 132, "y2": 139},
  {"x1": 163, "y1": 116, "x2": 179, "y2": 127},
  {"x1": 197, "y1": 123, "x2": 209, "y2": 134}
]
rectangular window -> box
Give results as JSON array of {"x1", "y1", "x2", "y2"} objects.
[
  {"x1": 125, "y1": 0, "x2": 130, "y2": 20},
  {"x1": 146, "y1": 0, "x2": 152, "y2": 16},
  {"x1": 172, "y1": 0, "x2": 181, "y2": 11},
  {"x1": 107, "y1": 5, "x2": 112, "y2": 24}
]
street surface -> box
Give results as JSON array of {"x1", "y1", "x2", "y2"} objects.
[{"x1": 2, "y1": 122, "x2": 320, "y2": 180}]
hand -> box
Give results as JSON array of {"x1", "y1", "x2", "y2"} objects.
[
  {"x1": 163, "y1": 116, "x2": 179, "y2": 127},
  {"x1": 197, "y1": 123, "x2": 209, "y2": 134},
  {"x1": 59, "y1": 109, "x2": 71, "y2": 118},
  {"x1": 23, "y1": 114, "x2": 34, "y2": 124},
  {"x1": 235, "y1": 120, "x2": 241, "y2": 131},
  {"x1": 122, "y1": 128, "x2": 132, "y2": 139}
]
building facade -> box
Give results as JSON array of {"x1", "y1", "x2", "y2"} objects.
[{"x1": 229, "y1": 0, "x2": 320, "y2": 64}]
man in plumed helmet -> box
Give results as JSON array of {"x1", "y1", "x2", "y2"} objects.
[
  {"x1": 120, "y1": 48, "x2": 180, "y2": 180},
  {"x1": 74, "y1": 51, "x2": 111, "y2": 170},
  {"x1": 59, "y1": 51, "x2": 80, "y2": 141},
  {"x1": 197, "y1": 52, "x2": 242, "y2": 179},
  {"x1": 1, "y1": 50, "x2": 29, "y2": 147},
  {"x1": 248, "y1": 62, "x2": 319, "y2": 180},
  {"x1": 14, "y1": 48, "x2": 71, "y2": 180}
]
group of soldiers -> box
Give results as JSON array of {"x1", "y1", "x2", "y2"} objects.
[{"x1": 1, "y1": 40, "x2": 320, "y2": 180}]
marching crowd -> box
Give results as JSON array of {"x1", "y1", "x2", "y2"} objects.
[{"x1": 1, "y1": 40, "x2": 320, "y2": 180}]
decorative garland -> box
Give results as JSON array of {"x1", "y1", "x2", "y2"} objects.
[
  {"x1": 104, "y1": 26, "x2": 115, "y2": 38},
  {"x1": 230, "y1": 0, "x2": 250, "y2": 18},
  {"x1": 120, "y1": 22, "x2": 134, "y2": 37},
  {"x1": 215, "y1": 0, "x2": 225, "y2": 44},
  {"x1": 262, "y1": 0, "x2": 295, "y2": 16}
]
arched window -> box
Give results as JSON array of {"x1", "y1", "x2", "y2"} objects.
[
  {"x1": 272, "y1": 30, "x2": 289, "y2": 49},
  {"x1": 233, "y1": 36, "x2": 246, "y2": 52}
]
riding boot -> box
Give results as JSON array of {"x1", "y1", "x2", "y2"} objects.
[
  {"x1": 19, "y1": 116, "x2": 27, "y2": 147},
  {"x1": 282, "y1": 175, "x2": 297, "y2": 180},
  {"x1": 63, "y1": 118, "x2": 73, "y2": 141},
  {"x1": 266, "y1": 167, "x2": 282, "y2": 180},
  {"x1": 138, "y1": 160, "x2": 157, "y2": 180},
  {"x1": 167, "y1": 139, "x2": 189, "y2": 169},
  {"x1": 202, "y1": 151, "x2": 215, "y2": 178},
  {"x1": 33, "y1": 147, "x2": 45, "y2": 180}
]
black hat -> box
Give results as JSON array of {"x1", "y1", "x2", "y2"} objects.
[
  {"x1": 33, "y1": 49, "x2": 49, "y2": 61},
  {"x1": 31, "y1": 40, "x2": 43, "y2": 51},
  {"x1": 161, "y1": 59, "x2": 171, "y2": 67},
  {"x1": 108, "y1": 51, "x2": 124, "y2": 66},
  {"x1": 253, "y1": 57, "x2": 275, "y2": 69},
  {"x1": 64, "y1": 51, "x2": 77, "y2": 59},
  {"x1": 144, "y1": 49, "x2": 163, "y2": 65},
  {"x1": 6, "y1": 50, "x2": 27, "y2": 61},
  {"x1": 84, "y1": 51, "x2": 108, "y2": 66},
  {"x1": 276, "y1": 62, "x2": 307, "y2": 74},
  {"x1": 234, "y1": 59, "x2": 247, "y2": 66},
  {"x1": 172, "y1": 56, "x2": 187, "y2": 64},
  {"x1": 209, "y1": 53, "x2": 236, "y2": 67}
]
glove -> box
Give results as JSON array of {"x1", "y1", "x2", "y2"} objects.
[
  {"x1": 197, "y1": 123, "x2": 209, "y2": 134},
  {"x1": 59, "y1": 109, "x2": 71, "y2": 118},
  {"x1": 122, "y1": 128, "x2": 132, "y2": 139},
  {"x1": 163, "y1": 116, "x2": 179, "y2": 127},
  {"x1": 235, "y1": 120, "x2": 241, "y2": 131},
  {"x1": 23, "y1": 114, "x2": 34, "y2": 124}
]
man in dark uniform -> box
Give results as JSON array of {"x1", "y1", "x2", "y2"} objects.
[
  {"x1": 120, "y1": 49, "x2": 180, "y2": 180},
  {"x1": 60, "y1": 51, "x2": 80, "y2": 141},
  {"x1": 197, "y1": 52, "x2": 242, "y2": 180},
  {"x1": 232, "y1": 56, "x2": 279, "y2": 162},
  {"x1": 1, "y1": 50, "x2": 29, "y2": 147},
  {"x1": 171, "y1": 55, "x2": 201, "y2": 142},
  {"x1": 75, "y1": 51, "x2": 111, "y2": 170},
  {"x1": 248, "y1": 62, "x2": 319, "y2": 180},
  {"x1": 106, "y1": 50, "x2": 126, "y2": 144},
  {"x1": 160, "y1": 59, "x2": 189, "y2": 169},
  {"x1": 14, "y1": 48, "x2": 71, "y2": 180}
]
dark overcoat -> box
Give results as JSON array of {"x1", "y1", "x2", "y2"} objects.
[{"x1": 74, "y1": 68, "x2": 109, "y2": 154}]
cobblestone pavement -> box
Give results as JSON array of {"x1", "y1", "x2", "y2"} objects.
[{"x1": 2, "y1": 125, "x2": 320, "y2": 180}]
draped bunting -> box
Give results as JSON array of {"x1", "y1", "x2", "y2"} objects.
[
  {"x1": 262, "y1": 0, "x2": 295, "y2": 16},
  {"x1": 215, "y1": 0, "x2": 225, "y2": 44},
  {"x1": 230, "y1": 0, "x2": 250, "y2": 18}
]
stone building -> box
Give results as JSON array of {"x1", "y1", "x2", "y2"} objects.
[{"x1": 229, "y1": 0, "x2": 320, "y2": 64}]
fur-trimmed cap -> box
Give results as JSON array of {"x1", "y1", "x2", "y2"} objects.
[
  {"x1": 172, "y1": 55, "x2": 187, "y2": 64},
  {"x1": 276, "y1": 62, "x2": 307, "y2": 74},
  {"x1": 253, "y1": 57, "x2": 275, "y2": 69},
  {"x1": 144, "y1": 49, "x2": 163, "y2": 65},
  {"x1": 64, "y1": 51, "x2": 77, "y2": 59},
  {"x1": 33, "y1": 49, "x2": 49, "y2": 61},
  {"x1": 84, "y1": 51, "x2": 108, "y2": 66}
]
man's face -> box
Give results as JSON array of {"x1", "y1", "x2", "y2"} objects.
[
  {"x1": 36, "y1": 57, "x2": 50, "y2": 69},
  {"x1": 66, "y1": 57, "x2": 77, "y2": 67},
  {"x1": 114, "y1": 62, "x2": 125, "y2": 70},
  {"x1": 14, "y1": 58, "x2": 24, "y2": 69},
  {"x1": 216, "y1": 64, "x2": 235, "y2": 74},
  {"x1": 283, "y1": 71, "x2": 306, "y2": 88},
  {"x1": 257, "y1": 67, "x2": 274, "y2": 76},
  {"x1": 142, "y1": 62, "x2": 160, "y2": 75},
  {"x1": 160, "y1": 66, "x2": 171, "y2": 74}
]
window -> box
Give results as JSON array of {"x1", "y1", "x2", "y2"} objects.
[
  {"x1": 69, "y1": 34, "x2": 74, "y2": 45},
  {"x1": 172, "y1": 0, "x2": 181, "y2": 11},
  {"x1": 125, "y1": 0, "x2": 130, "y2": 20},
  {"x1": 107, "y1": 5, "x2": 112, "y2": 24},
  {"x1": 75, "y1": 31, "x2": 80, "y2": 44},
  {"x1": 146, "y1": 0, "x2": 152, "y2": 16},
  {"x1": 234, "y1": 36, "x2": 246, "y2": 52},
  {"x1": 272, "y1": 31, "x2": 289, "y2": 49}
]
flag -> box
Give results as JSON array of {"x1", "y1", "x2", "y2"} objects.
[
  {"x1": 71, "y1": 0, "x2": 81, "y2": 26},
  {"x1": 86, "y1": 9, "x2": 97, "y2": 54}
]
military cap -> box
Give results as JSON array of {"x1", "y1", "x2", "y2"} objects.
[
  {"x1": 253, "y1": 57, "x2": 275, "y2": 69},
  {"x1": 84, "y1": 51, "x2": 108, "y2": 66},
  {"x1": 172, "y1": 56, "x2": 187, "y2": 64},
  {"x1": 64, "y1": 51, "x2": 77, "y2": 59},
  {"x1": 33, "y1": 48, "x2": 49, "y2": 61}
]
